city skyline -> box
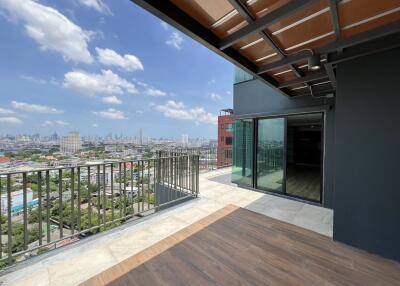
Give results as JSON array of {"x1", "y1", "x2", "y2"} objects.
[{"x1": 0, "y1": 0, "x2": 233, "y2": 139}]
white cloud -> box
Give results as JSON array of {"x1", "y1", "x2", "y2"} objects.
[
  {"x1": 41, "y1": 120, "x2": 53, "y2": 127},
  {"x1": 92, "y1": 123, "x2": 98, "y2": 128},
  {"x1": 226, "y1": 90, "x2": 232, "y2": 95},
  {"x1": 161, "y1": 21, "x2": 169, "y2": 30},
  {"x1": 146, "y1": 88, "x2": 167, "y2": 97},
  {"x1": 0, "y1": 117, "x2": 22, "y2": 124},
  {"x1": 20, "y1": 75, "x2": 59, "y2": 85},
  {"x1": 77, "y1": 0, "x2": 111, "y2": 15},
  {"x1": 63, "y1": 69, "x2": 138, "y2": 96},
  {"x1": 0, "y1": 107, "x2": 14, "y2": 114},
  {"x1": 102, "y1": 95, "x2": 122, "y2": 105},
  {"x1": 0, "y1": 0, "x2": 94, "y2": 63},
  {"x1": 156, "y1": 100, "x2": 217, "y2": 125},
  {"x1": 41, "y1": 120, "x2": 68, "y2": 127},
  {"x1": 209, "y1": 93, "x2": 222, "y2": 102},
  {"x1": 166, "y1": 32, "x2": 183, "y2": 50},
  {"x1": 208, "y1": 79, "x2": 216, "y2": 84},
  {"x1": 11, "y1": 101, "x2": 63, "y2": 114},
  {"x1": 92, "y1": 108, "x2": 127, "y2": 120},
  {"x1": 96, "y1": 48, "x2": 144, "y2": 72},
  {"x1": 132, "y1": 79, "x2": 168, "y2": 97},
  {"x1": 55, "y1": 120, "x2": 69, "y2": 125}
]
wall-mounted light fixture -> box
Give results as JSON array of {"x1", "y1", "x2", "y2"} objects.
[{"x1": 308, "y1": 53, "x2": 321, "y2": 71}]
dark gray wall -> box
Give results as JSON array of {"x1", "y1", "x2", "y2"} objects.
[
  {"x1": 233, "y1": 79, "x2": 335, "y2": 208},
  {"x1": 333, "y1": 48, "x2": 400, "y2": 262},
  {"x1": 234, "y1": 80, "x2": 334, "y2": 118}
]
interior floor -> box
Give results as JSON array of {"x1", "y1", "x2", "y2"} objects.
[{"x1": 286, "y1": 165, "x2": 321, "y2": 201}]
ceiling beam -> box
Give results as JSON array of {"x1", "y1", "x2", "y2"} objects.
[
  {"x1": 228, "y1": 0, "x2": 306, "y2": 85},
  {"x1": 325, "y1": 64, "x2": 337, "y2": 89},
  {"x1": 219, "y1": 0, "x2": 319, "y2": 50},
  {"x1": 278, "y1": 72, "x2": 328, "y2": 89},
  {"x1": 257, "y1": 21, "x2": 400, "y2": 74},
  {"x1": 292, "y1": 88, "x2": 335, "y2": 98},
  {"x1": 130, "y1": 0, "x2": 285, "y2": 95},
  {"x1": 329, "y1": 0, "x2": 341, "y2": 40},
  {"x1": 227, "y1": 0, "x2": 285, "y2": 57},
  {"x1": 327, "y1": 33, "x2": 400, "y2": 65}
]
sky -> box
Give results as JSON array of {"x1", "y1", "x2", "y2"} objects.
[{"x1": 0, "y1": 0, "x2": 234, "y2": 139}]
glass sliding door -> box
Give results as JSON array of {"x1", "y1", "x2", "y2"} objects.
[
  {"x1": 285, "y1": 113, "x2": 323, "y2": 202},
  {"x1": 256, "y1": 118, "x2": 285, "y2": 192},
  {"x1": 232, "y1": 119, "x2": 253, "y2": 186}
]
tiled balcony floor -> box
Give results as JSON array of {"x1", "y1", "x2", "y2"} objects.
[{"x1": 0, "y1": 168, "x2": 334, "y2": 286}]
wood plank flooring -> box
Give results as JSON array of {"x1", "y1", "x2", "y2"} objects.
[
  {"x1": 286, "y1": 165, "x2": 321, "y2": 201},
  {"x1": 82, "y1": 205, "x2": 400, "y2": 286}
]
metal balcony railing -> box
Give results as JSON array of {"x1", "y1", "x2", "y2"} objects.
[
  {"x1": 0, "y1": 155, "x2": 199, "y2": 267},
  {"x1": 157, "y1": 147, "x2": 219, "y2": 171}
]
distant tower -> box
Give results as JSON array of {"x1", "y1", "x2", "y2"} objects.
[
  {"x1": 60, "y1": 132, "x2": 82, "y2": 155},
  {"x1": 50, "y1": 132, "x2": 59, "y2": 141},
  {"x1": 139, "y1": 128, "x2": 143, "y2": 145},
  {"x1": 182, "y1": 134, "x2": 189, "y2": 147},
  {"x1": 217, "y1": 109, "x2": 234, "y2": 168}
]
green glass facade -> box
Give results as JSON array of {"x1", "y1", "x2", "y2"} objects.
[
  {"x1": 232, "y1": 119, "x2": 253, "y2": 186},
  {"x1": 234, "y1": 67, "x2": 254, "y2": 84},
  {"x1": 256, "y1": 118, "x2": 285, "y2": 192}
]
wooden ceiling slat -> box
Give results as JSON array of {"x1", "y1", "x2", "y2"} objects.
[
  {"x1": 132, "y1": 0, "x2": 400, "y2": 97},
  {"x1": 338, "y1": 0, "x2": 400, "y2": 28},
  {"x1": 247, "y1": 0, "x2": 291, "y2": 19},
  {"x1": 171, "y1": 0, "x2": 236, "y2": 28}
]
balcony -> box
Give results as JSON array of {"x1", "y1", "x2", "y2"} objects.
[{"x1": 1, "y1": 164, "x2": 400, "y2": 285}]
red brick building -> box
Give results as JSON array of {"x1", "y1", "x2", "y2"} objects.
[{"x1": 217, "y1": 109, "x2": 233, "y2": 168}]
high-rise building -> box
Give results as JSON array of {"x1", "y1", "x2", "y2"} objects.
[
  {"x1": 60, "y1": 132, "x2": 82, "y2": 155},
  {"x1": 217, "y1": 109, "x2": 233, "y2": 168},
  {"x1": 139, "y1": 128, "x2": 143, "y2": 145},
  {"x1": 50, "y1": 132, "x2": 59, "y2": 141},
  {"x1": 181, "y1": 134, "x2": 189, "y2": 147}
]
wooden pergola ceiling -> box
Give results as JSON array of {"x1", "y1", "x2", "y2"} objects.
[{"x1": 130, "y1": 0, "x2": 400, "y2": 97}]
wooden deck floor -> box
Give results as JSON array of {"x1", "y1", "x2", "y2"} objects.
[{"x1": 82, "y1": 205, "x2": 400, "y2": 286}]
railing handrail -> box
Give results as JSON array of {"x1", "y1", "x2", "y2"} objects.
[{"x1": 0, "y1": 155, "x2": 198, "y2": 176}]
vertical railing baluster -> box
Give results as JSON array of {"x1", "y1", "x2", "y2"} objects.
[
  {"x1": 38, "y1": 171, "x2": 43, "y2": 245},
  {"x1": 87, "y1": 166, "x2": 91, "y2": 229},
  {"x1": 22, "y1": 173, "x2": 28, "y2": 250},
  {"x1": 77, "y1": 167, "x2": 81, "y2": 233},
  {"x1": 58, "y1": 169, "x2": 63, "y2": 238},
  {"x1": 97, "y1": 165, "x2": 101, "y2": 227},
  {"x1": 167, "y1": 157, "x2": 171, "y2": 203},
  {"x1": 119, "y1": 163, "x2": 122, "y2": 219},
  {"x1": 45, "y1": 171, "x2": 50, "y2": 244},
  {"x1": 102, "y1": 164, "x2": 106, "y2": 228},
  {"x1": 147, "y1": 160, "x2": 150, "y2": 211},
  {"x1": 141, "y1": 160, "x2": 144, "y2": 211},
  {"x1": 130, "y1": 161, "x2": 134, "y2": 214},
  {"x1": 70, "y1": 168, "x2": 75, "y2": 236},
  {"x1": 136, "y1": 161, "x2": 140, "y2": 213},
  {"x1": 155, "y1": 159, "x2": 160, "y2": 212},
  {"x1": 186, "y1": 155, "x2": 189, "y2": 193},
  {"x1": 111, "y1": 164, "x2": 114, "y2": 225},
  {"x1": 196, "y1": 155, "x2": 200, "y2": 197},
  {"x1": 189, "y1": 156, "x2": 192, "y2": 192},
  {"x1": 172, "y1": 156, "x2": 178, "y2": 200},
  {"x1": 123, "y1": 162, "x2": 127, "y2": 218},
  {"x1": 7, "y1": 175, "x2": 12, "y2": 265}
]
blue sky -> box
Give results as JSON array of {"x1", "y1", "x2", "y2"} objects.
[{"x1": 0, "y1": 0, "x2": 233, "y2": 139}]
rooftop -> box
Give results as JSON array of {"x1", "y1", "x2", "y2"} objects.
[{"x1": 2, "y1": 168, "x2": 399, "y2": 285}]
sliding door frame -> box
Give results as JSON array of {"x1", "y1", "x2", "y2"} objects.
[{"x1": 252, "y1": 112, "x2": 324, "y2": 204}]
